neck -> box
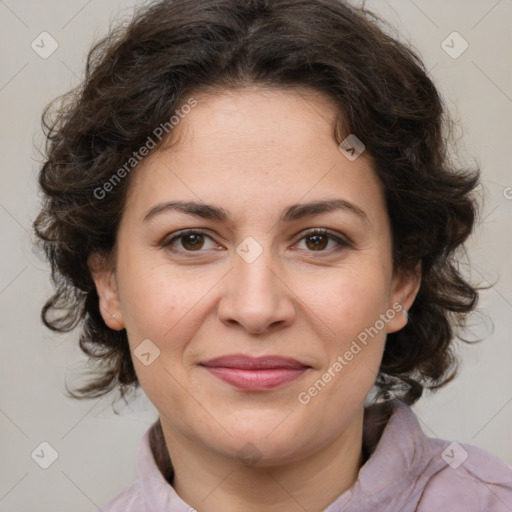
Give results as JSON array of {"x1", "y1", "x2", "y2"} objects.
[{"x1": 154, "y1": 410, "x2": 365, "y2": 512}]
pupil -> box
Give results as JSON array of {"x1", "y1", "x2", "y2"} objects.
[
  {"x1": 183, "y1": 233, "x2": 203, "y2": 250},
  {"x1": 307, "y1": 235, "x2": 327, "y2": 250}
]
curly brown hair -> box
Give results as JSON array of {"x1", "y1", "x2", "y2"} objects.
[{"x1": 33, "y1": 0, "x2": 482, "y2": 407}]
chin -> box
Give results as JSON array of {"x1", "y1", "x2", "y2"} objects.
[{"x1": 206, "y1": 414, "x2": 314, "y2": 466}]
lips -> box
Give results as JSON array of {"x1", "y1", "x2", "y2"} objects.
[
  {"x1": 201, "y1": 355, "x2": 308, "y2": 370},
  {"x1": 200, "y1": 355, "x2": 310, "y2": 391}
]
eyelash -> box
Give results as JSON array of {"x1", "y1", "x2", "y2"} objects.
[{"x1": 161, "y1": 228, "x2": 352, "y2": 257}]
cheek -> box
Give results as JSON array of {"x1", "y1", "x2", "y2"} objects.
[
  {"x1": 300, "y1": 266, "x2": 390, "y2": 398},
  {"x1": 118, "y1": 260, "x2": 200, "y2": 341},
  {"x1": 300, "y1": 294, "x2": 388, "y2": 422},
  {"x1": 311, "y1": 267, "x2": 390, "y2": 341},
  {"x1": 117, "y1": 267, "x2": 217, "y2": 395}
]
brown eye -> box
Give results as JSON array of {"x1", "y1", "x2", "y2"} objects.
[
  {"x1": 295, "y1": 229, "x2": 351, "y2": 253},
  {"x1": 163, "y1": 229, "x2": 219, "y2": 253},
  {"x1": 181, "y1": 233, "x2": 205, "y2": 251},
  {"x1": 305, "y1": 233, "x2": 329, "y2": 251}
]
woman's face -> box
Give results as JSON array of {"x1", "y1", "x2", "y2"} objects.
[{"x1": 91, "y1": 87, "x2": 420, "y2": 466}]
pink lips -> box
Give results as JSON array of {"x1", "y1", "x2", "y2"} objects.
[{"x1": 200, "y1": 355, "x2": 310, "y2": 391}]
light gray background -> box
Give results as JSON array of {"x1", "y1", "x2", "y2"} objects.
[{"x1": 0, "y1": 0, "x2": 511, "y2": 511}]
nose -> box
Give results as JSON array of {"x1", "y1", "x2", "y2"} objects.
[{"x1": 217, "y1": 245, "x2": 296, "y2": 334}]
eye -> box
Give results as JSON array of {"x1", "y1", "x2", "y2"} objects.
[
  {"x1": 294, "y1": 228, "x2": 351, "y2": 253},
  {"x1": 162, "y1": 229, "x2": 221, "y2": 253}
]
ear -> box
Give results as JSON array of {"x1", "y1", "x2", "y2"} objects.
[
  {"x1": 386, "y1": 262, "x2": 421, "y2": 334},
  {"x1": 87, "y1": 252, "x2": 125, "y2": 331}
]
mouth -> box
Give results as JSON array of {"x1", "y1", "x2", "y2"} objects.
[{"x1": 199, "y1": 355, "x2": 311, "y2": 391}]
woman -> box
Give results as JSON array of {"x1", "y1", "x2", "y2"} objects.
[{"x1": 33, "y1": 0, "x2": 512, "y2": 510}]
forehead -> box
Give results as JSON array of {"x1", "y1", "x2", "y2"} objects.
[
  {"x1": 187, "y1": 87, "x2": 339, "y2": 158},
  {"x1": 123, "y1": 87, "x2": 385, "y2": 226}
]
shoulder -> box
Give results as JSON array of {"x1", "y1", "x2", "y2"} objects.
[
  {"x1": 92, "y1": 479, "x2": 147, "y2": 512},
  {"x1": 360, "y1": 401, "x2": 512, "y2": 511},
  {"x1": 417, "y1": 437, "x2": 512, "y2": 511}
]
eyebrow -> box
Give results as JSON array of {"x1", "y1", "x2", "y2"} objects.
[{"x1": 142, "y1": 198, "x2": 369, "y2": 225}]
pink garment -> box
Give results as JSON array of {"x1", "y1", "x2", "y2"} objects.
[{"x1": 95, "y1": 400, "x2": 512, "y2": 511}]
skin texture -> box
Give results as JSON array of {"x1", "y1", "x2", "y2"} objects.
[{"x1": 89, "y1": 86, "x2": 421, "y2": 512}]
